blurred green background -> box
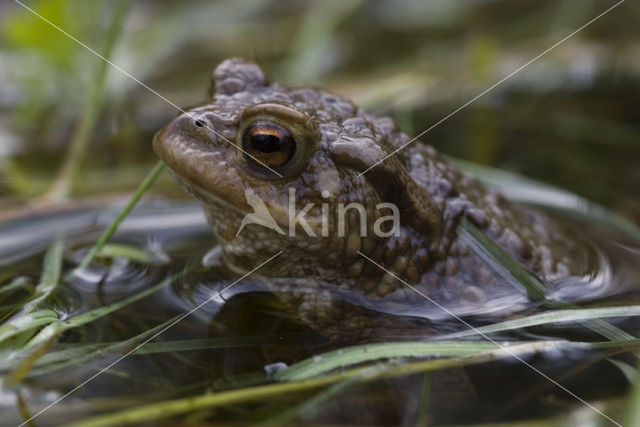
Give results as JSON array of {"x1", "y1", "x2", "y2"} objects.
[{"x1": 0, "y1": 0, "x2": 638, "y2": 220}]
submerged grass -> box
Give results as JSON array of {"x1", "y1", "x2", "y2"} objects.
[
  {"x1": 459, "y1": 217, "x2": 638, "y2": 349},
  {"x1": 274, "y1": 341, "x2": 501, "y2": 382},
  {"x1": 0, "y1": 239, "x2": 64, "y2": 350},
  {"x1": 627, "y1": 366, "x2": 640, "y2": 426},
  {"x1": 68, "y1": 339, "x2": 635, "y2": 427},
  {"x1": 26, "y1": 263, "x2": 190, "y2": 351},
  {"x1": 459, "y1": 217, "x2": 547, "y2": 302},
  {"x1": 23, "y1": 315, "x2": 181, "y2": 379},
  {"x1": 96, "y1": 243, "x2": 157, "y2": 264},
  {"x1": 0, "y1": 309, "x2": 57, "y2": 345},
  {"x1": 0, "y1": 264, "x2": 199, "y2": 390},
  {"x1": 440, "y1": 305, "x2": 640, "y2": 339},
  {"x1": 21, "y1": 237, "x2": 63, "y2": 314},
  {"x1": 414, "y1": 373, "x2": 432, "y2": 427},
  {"x1": 0, "y1": 151, "x2": 169, "y2": 392},
  {"x1": 261, "y1": 365, "x2": 385, "y2": 426},
  {"x1": 7, "y1": 334, "x2": 272, "y2": 379}
]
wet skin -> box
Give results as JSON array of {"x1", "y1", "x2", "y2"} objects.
[{"x1": 153, "y1": 59, "x2": 596, "y2": 340}]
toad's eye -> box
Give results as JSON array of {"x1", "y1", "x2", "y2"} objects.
[{"x1": 241, "y1": 123, "x2": 296, "y2": 169}]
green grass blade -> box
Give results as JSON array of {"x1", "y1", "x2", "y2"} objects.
[
  {"x1": 26, "y1": 265, "x2": 192, "y2": 350},
  {"x1": 414, "y1": 373, "x2": 432, "y2": 427},
  {"x1": 584, "y1": 319, "x2": 637, "y2": 342},
  {"x1": 42, "y1": 0, "x2": 131, "y2": 202},
  {"x1": 458, "y1": 217, "x2": 637, "y2": 348},
  {"x1": 2, "y1": 342, "x2": 105, "y2": 371},
  {"x1": 627, "y1": 366, "x2": 640, "y2": 426},
  {"x1": 3, "y1": 265, "x2": 197, "y2": 380},
  {"x1": 262, "y1": 365, "x2": 384, "y2": 426},
  {"x1": 72, "y1": 161, "x2": 165, "y2": 274},
  {"x1": 96, "y1": 243, "x2": 156, "y2": 264},
  {"x1": 133, "y1": 336, "x2": 268, "y2": 355},
  {"x1": 13, "y1": 335, "x2": 269, "y2": 378},
  {"x1": 458, "y1": 217, "x2": 547, "y2": 301},
  {"x1": 23, "y1": 315, "x2": 181, "y2": 378},
  {"x1": 0, "y1": 309, "x2": 58, "y2": 345},
  {"x1": 7, "y1": 334, "x2": 57, "y2": 385},
  {"x1": 439, "y1": 305, "x2": 640, "y2": 339},
  {"x1": 276, "y1": 341, "x2": 507, "y2": 382},
  {"x1": 0, "y1": 240, "x2": 64, "y2": 349},
  {"x1": 0, "y1": 276, "x2": 32, "y2": 296},
  {"x1": 22, "y1": 238, "x2": 63, "y2": 314},
  {"x1": 0, "y1": 301, "x2": 34, "y2": 322},
  {"x1": 67, "y1": 340, "x2": 587, "y2": 427},
  {"x1": 277, "y1": 338, "x2": 640, "y2": 384}
]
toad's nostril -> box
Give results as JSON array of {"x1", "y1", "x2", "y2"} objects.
[{"x1": 195, "y1": 119, "x2": 205, "y2": 128}]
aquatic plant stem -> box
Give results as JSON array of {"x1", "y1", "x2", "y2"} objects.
[
  {"x1": 41, "y1": 0, "x2": 130, "y2": 204},
  {"x1": 459, "y1": 217, "x2": 638, "y2": 350},
  {"x1": 67, "y1": 345, "x2": 530, "y2": 427},
  {"x1": 31, "y1": 260, "x2": 184, "y2": 350},
  {"x1": 627, "y1": 367, "x2": 640, "y2": 426},
  {"x1": 70, "y1": 161, "x2": 164, "y2": 276},
  {"x1": 21, "y1": 238, "x2": 63, "y2": 315},
  {"x1": 69, "y1": 339, "x2": 630, "y2": 427},
  {"x1": 261, "y1": 366, "x2": 383, "y2": 426},
  {"x1": 415, "y1": 373, "x2": 432, "y2": 426},
  {"x1": 459, "y1": 217, "x2": 547, "y2": 302}
]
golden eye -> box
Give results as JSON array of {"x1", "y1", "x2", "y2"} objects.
[{"x1": 241, "y1": 123, "x2": 296, "y2": 169}]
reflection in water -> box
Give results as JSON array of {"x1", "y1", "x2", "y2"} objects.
[{"x1": 0, "y1": 201, "x2": 638, "y2": 425}]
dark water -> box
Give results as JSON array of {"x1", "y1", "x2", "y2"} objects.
[{"x1": 0, "y1": 201, "x2": 639, "y2": 425}]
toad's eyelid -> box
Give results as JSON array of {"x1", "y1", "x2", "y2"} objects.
[{"x1": 247, "y1": 123, "x2": 288, "y2": 136}]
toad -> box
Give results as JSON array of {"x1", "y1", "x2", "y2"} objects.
[{"x1": 153, "y1": 59, "x2": 596, "y2": 340}]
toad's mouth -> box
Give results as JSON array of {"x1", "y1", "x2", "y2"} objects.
[
  {"x1": 153, "y1": 129, "x2": 315, "y2": 233},
  {"x1": 152, "y1": 129, "x2": 250, "y2": 214}
]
